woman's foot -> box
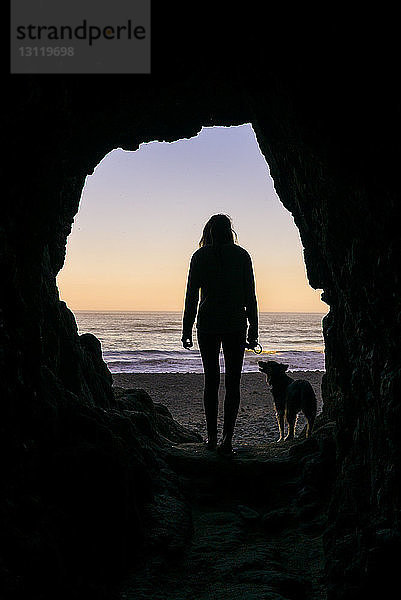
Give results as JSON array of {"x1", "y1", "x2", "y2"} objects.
[
  {"x1": 217, "y1": 440, "x2": 234, "y2": 457},
  {"x1": 205, "y1": 434, "x2": 217, "y2": 450}
]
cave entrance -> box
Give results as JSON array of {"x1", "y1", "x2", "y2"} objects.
[{"x1": 56, "y1": 123, "x2": 327, "y2": 441}]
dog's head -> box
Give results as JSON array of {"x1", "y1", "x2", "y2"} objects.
[{"x1": 258, "y1": 360, "x2": 289, "y2": 384}]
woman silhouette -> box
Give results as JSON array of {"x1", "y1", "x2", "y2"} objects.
[{"x1": 182, "y1": 214, "x2": 258, "y2": 455}]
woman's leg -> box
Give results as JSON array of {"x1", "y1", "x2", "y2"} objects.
[
  {"x1": 220, "y1": 331, "x2": 246, "y2": 449},
  {"x1": 197, "y1": 331, "x2": 221, "y2": 447}
]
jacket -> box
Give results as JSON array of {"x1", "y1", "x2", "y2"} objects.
[{"x1": 182, "y1": 243, "x2": 258, "y2": 339}]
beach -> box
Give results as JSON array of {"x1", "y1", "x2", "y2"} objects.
[{"x1": 112, "y1": 370, "x2": 324, "y2": 445}]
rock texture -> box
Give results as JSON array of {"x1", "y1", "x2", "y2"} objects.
[
  {"x1": 121, "y1": 418, "x2": 336, "y2": 599},
  {"x1": 3, "y1": 6, "x2": 400, "y2": 600}
]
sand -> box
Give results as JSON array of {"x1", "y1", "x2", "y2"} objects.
[{"x1": 112, "y1": 370, "x2": 324, "y2": 446}]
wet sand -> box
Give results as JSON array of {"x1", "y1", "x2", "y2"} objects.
[{"x1": 112, "y1": 371, "x2": 324, "y2": 445}]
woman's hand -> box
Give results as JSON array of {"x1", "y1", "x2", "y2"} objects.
[
  {"x1": 182, "y1": 336, "x2": 193, "y2": 350},
  {"x1": 246, "y1": 338, "x2": 258, "y2": 350}
]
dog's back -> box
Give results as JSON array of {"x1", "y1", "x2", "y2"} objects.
[{"x1": 286, "y1": 379, "x2": 317, "y2": 423}]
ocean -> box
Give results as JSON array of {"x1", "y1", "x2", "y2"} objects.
[{"x1": 73, "y1": 311, "x2": 326, "y2": 373}]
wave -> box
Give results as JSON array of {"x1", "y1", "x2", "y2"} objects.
[
  {"x1": 104, "y1": 348, "x2": 324, "y2": 358},
  {"x1": 103, "y1": 349, "x2": 199, "y2": 359},
  {"x1": 103, "y1": 348, "x2": 325, "y2": 373}
]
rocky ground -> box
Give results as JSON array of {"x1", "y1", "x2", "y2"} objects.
[
  {"x1": 111, "y1": 380, "x2": 335, "y2": 600},
  {"x1": 121, "y1": 443, "x2": 331, "y2": 599}
]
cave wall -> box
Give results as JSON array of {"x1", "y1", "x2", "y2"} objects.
[{"x1": 3, "y1": 8, "x2": 400, "y2": 599}]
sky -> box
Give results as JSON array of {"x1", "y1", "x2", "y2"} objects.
[{"x1": 57, "y1": 124, "x2": 328, "y2": 313}]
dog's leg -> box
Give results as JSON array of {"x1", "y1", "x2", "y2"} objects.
[
  {"x1": 284, "y1": 410, "x2": 296, "y2": 441},
  {"x1": 305, "y1": 411, "x2": 316, "y2": 438},
  {"x1": 275, "y1": 411, "x2": 285, "y2": 442}
]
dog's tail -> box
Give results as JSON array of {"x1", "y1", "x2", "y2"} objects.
[
  {"x1": 305, "y1": 411, "x2": 316, "y2": 437},
  {"x1": 304, "y1": 392, "x2": 317, "y2": 438}
]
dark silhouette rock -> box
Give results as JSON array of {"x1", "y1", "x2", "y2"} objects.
[
  {"x1": 262, "y1": 507, "x2": 297, "y2": 532},
  {"x1": 237, "y1": 504, "x2": 261, "y2": 522},
  {"x1": 114, "y1": 387, "x2": 203, "y2": 445}
]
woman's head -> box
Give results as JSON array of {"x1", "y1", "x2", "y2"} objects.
[{"x1": 199, "y1": 214, "x2": 237, "y2": 247}]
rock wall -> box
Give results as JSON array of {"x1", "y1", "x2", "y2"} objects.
[{"x1": 3, "y1": 8, "x2": 400, "y2": 599}]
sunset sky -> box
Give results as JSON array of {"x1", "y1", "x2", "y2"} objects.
[{"x1": 57, "y1": 124, "x2": 328, "y2": 314}]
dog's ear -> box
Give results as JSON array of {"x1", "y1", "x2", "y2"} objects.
[{"x1": 280, "y1": 363, "x2": 289, "y2": 371}]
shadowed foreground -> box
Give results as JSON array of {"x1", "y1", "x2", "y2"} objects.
[{"x1": 120, "y1": 409, "x2": 336, "y2": 600}]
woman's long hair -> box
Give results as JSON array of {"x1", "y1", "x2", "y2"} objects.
[{"x1": 199, "y1": 214, "x2": 238, "y2": 247}]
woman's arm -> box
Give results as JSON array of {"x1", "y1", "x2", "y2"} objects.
[
  {"x1": 182, "y1": 253, "x2": 200, "y2": 345},
  {"x1": 244, "y1": 253, "x2": 258, "y2": 343}
]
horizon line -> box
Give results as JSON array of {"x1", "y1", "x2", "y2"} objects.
[{"x1": 69, "y1": 308, "x2": 329, "y2": 315}]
